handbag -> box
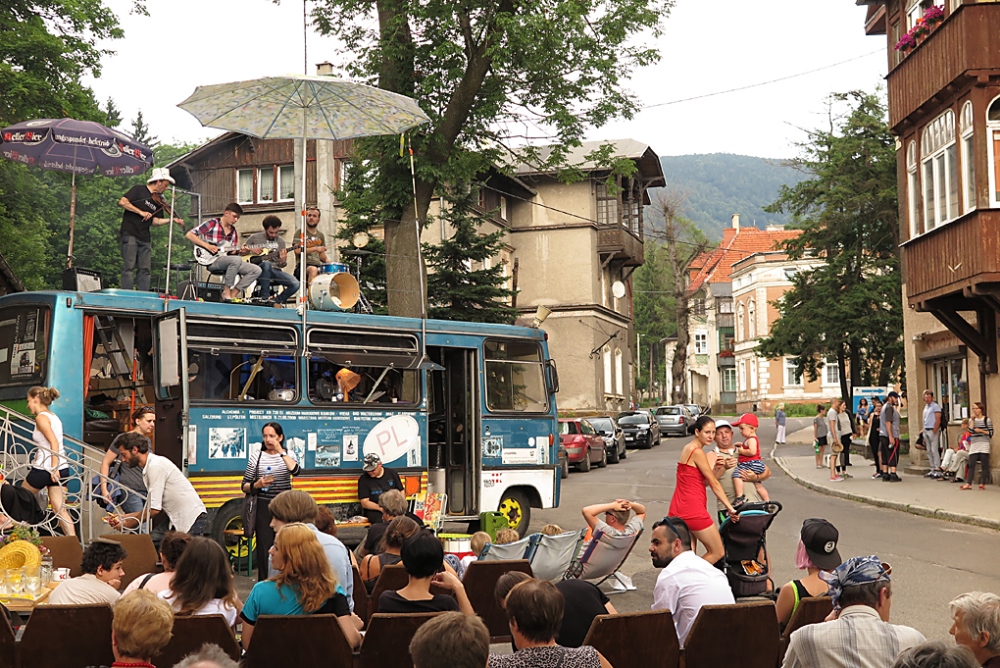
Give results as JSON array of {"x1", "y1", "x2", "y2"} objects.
[
  {"x1": 241, "y1": 450, "x2": 262, "y2": 539},
  {"x1": 915, "y1": 431, "x2": 926, "y2": 450}
]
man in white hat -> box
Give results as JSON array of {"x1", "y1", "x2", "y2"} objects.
[{"x1": 117, "y1": 167, "x2": 184, "y2": 291}]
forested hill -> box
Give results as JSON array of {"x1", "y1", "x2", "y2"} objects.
[{"x1": 647, "y1": 153, "x2": 807, "y2": 240}]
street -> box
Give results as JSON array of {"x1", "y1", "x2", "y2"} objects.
[{"x1": 526, "y1": 417, "x2": 1000, "y2": 642}]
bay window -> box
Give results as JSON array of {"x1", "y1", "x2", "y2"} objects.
[{"x1": 921, "y1": 109, "x2": 958, "y2": 231}]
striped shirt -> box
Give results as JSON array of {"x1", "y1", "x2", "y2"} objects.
[
  {"x1": 969, "y1": 417, "x2": 994, "y2": 455},
  {"x1": 782, "y1": 605, "x2": 925, "y2": 668},
  {"x1": 243, "y1": 450, "x2": 300, "y2": 500}
]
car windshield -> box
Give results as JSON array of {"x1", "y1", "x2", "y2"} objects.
[
  {"x1": 618, "y1": 414, "x2": 648, "y2": 425},
  {"x1": 655, "y1": 407, "x2": 680, "y2": 416},
  {"x1": 589, "y1": 418, "x2": 612, "y2": 431}
]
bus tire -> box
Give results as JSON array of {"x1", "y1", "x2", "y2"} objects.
[
  {"x1": 210, "y1": 499, "x2": 255, "y2": 572},
  {"x1": 498, "y1": 488, "x2": 531, "y2": 538}
]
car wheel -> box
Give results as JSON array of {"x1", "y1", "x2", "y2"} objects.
[
  {"x1": 620, "y1": 443, "x2": 627, "y2": 459},
  {"x1": 498, "y1": 488, "x2": 531, "y2": 537},
  {"x1": 597, "y1": 447, "x2": 608, "y2": 468},
  {"x1": 607, "y1": 444, "x2": 620, "y2": 464},
  {"x1": 561, "y1": 457, "x2": 569, "y2": 479},
  {"x1": 578, "y1": 453, "x2": 591, "y2": 472},
  {"x1": 639, "y1": 437, "x2": 653, "y2": 450}
]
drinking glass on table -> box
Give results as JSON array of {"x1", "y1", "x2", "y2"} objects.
[
  {"x1": 25, "y1": 574, "x2": 41, "y2": 597},
  {"x1": 7, "y1": 567, "x2": 24, "y2": 595}
]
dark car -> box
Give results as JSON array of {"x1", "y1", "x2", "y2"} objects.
[
  {"x1": 559, "y1": 418, "x2": 607, "y2": 472},
  {"x1": 588, "y1": 416, "x2": 627, "y2": 464},
  {"x1": 655, "y1": 405, "x2": 695, "y2": 437},
  {"x1": 617, "y1": 411, "x2": 660, "y2": 449}
]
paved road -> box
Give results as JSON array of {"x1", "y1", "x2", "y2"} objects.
[{"x1": 526, "y1": 417, "x2": 1000, "y2": 642}]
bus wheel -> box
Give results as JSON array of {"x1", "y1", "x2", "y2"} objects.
[
  {"x1": 498, "y1": 489, "x2": 530, "y2": 537},
  {"x1": 210, "y1": 499, "x2": 255, "y2": 574}
]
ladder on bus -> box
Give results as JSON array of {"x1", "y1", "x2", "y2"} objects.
[{"x1": 92, "y1": 314, "x2": 136, "y2": 392}]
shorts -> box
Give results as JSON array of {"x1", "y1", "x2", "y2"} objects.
[
  {"x1": 734, "y1": 460, "x2": 766, "y2": 477},
  {"x1": 816, "y1": 436, "x2": 828, "y2": 446},
  {"x1": 26, "y1": 467, "x2": 70, "y2": 489}
]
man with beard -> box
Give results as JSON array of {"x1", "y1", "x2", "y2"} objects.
[
  {"x1": 650, "y1": 516, "x2": 734, "y2": 646},
  {"x1": 106, "y1": 432, "x2": 207, "y2": 535},
  {"x1": 292, "y1": 206, "x2": 329, "y2": 288}
]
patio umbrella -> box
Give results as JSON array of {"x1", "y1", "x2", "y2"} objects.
[
  {"x1": 177, "y1": 74, "x2": 430, "y2": 320},
  {"x1": 0, "y1": 118, "x2": 155, "y2": 268}
]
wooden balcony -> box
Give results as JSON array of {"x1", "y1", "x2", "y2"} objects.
[
  {"x1": 903, "y1": 209, "x2": 1000, "y2": 304},
  {"x1": 886, "y1": 4, "x2": 1000, "y2": 132},
  {"x1": 717, "y1": 353, "x2": 735, "y2": 369},
  {"x1": 597, "y1": 225, "x2": 644, "y2": 267}
]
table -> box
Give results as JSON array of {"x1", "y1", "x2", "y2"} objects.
[{"x1": 1, "y1": 583, "x2": 54, "y2": 614}]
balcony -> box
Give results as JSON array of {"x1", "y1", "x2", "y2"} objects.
[
  {"x1": 717, "y1": 353, "x2": 736, "y2": 368},
  {"x1": 597, "y1": 225, "x2": 644, "y2": 267},
  {"x1": 886, "y1": 4, "x2": 1000, "y2": 131},
  {"x1": 902, "y1": 210, "x2": 1000, "y2": 304}
]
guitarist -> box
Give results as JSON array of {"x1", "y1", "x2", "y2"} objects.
[
  {"x1": 117, "y1": 167, "x2": 184, "y2": 291},
  {"x1": 185, "y1": 202, "x2": 262, "y2": 302},
  {"x1": 244, "y1": 215, "x2": 299, "y2": 305},
  {"x1": 292, "y1": 206, "x2": 329, "y2": 288}
]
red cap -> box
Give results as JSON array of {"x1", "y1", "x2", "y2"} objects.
[{"x1": 732, "y1": 413, "x2": 759, "y2": 428}]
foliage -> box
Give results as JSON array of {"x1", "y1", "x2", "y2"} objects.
[
  {"x1": 0, "y1": 523, "x2": 49, "y2": 554},
  {"x1": 332, "y1": 154, "x2": 388, "y2": 313},
  {"x1": 756, "y1": 91, "x2": 902, "y2": 397}
]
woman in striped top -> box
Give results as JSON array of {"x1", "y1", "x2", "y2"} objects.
[
  {"x1": 961, "y1": 402, "x2": 993, "y2": 490},
  {"x1": 242, "y1": 421, "x2": 301, "y2": 581}
]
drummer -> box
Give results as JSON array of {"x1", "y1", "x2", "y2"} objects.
[{"x1": 292, "y1": 206, "x2": 328, "y2": 288}]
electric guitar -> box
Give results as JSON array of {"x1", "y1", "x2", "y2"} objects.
[{"x1": 193, "y1": 241, "x2": 265, "y2": 266}]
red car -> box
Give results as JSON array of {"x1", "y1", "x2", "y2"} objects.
[{"x1": 559, "y1": 418, "x2": 607, "y2": 472}]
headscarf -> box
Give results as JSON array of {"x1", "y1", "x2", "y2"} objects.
[{"x1": 819, "y1": 555, "x2": 891, "y2": 611}]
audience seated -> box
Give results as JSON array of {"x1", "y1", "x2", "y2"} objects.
[
  {"x1": 540, "y1": 524, "x2": 564, "y2": 536},
  {"x1": 776, "y1": 519, "x2": 840, "y2": 628},
  {"x1": 891, "y1": 641, "x2": 978, "y2": 668},
  {"x1": 460, "y1": 531, "x2": 492, "y2": 575},
  {"x1": 782, "y1": 556, "x2": 925, "y2": 668},
  {"x1": 48, "y1": 539, "x2": 127, "y2": 607},
  {"x1": 495, "y1": 571, "x2": 616, "y2": 649},
  {"x1": 240, "y1": 523, "x2": 362, "y2": 651},
  {"x1": 410, "y1": 610, "x2": 491, "y2": 668},
  {"x1": 158, "y1": 537, "x2": 240, "y2": 628},
  {"x1": 378, "y1": 529, "x2": 475, "y2": 615},
  {"x1": 361, "y1": 515, "x2": 420, "y2": 593},
  {"x1": 495, "y1": 529, "x2": 521, "y2": 545},
  {"x1": 949, "y1": 591, "x2": 1000, "y2": 667},
  {"x1": 360, "y1": 489, "x2": 422, "y2": 556},
  {"x1": 487, "y1": 579, "x2": 612, "y2": 668},
  {"x1": 123, "y1": 531, "x2": 191, "y2": 596},
  {"x1": 313, "y1": 506, "x2": 359, "y2": 569},
  {"x1": 173, "y1": 643, "x2": 241, "y2": 668},
  {"x1": 582, "y1": 499, "x2": 645, "y2": 537},
  {"x1": 84, "y1": 590, "x2": 174, "y2": 668}
]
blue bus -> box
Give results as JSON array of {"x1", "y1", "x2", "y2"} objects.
[{"x1": 0, "y1": 289, "x2": 561, "y2": 546}]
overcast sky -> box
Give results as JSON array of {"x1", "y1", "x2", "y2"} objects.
[{"x1": 88, "y1": 0, "x2": 886, "y2": 159}]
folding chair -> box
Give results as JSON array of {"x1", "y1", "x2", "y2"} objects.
[
  {"x1": 780, "y1": 596, "x2": 833, "y2": 662},
  {"x1": 100, "y1": 532, "x2": 159, "y2": 589},
  {"x1": 529, "y1": 529, "x2": 585, "y2": 582},
  {"x1": 39, "y1": 536, "x2": 84, "y2": 578},
  {"x1": 683, "y1": 601, "x2": 779, "y2": 668},
  {"x1": 564, "y1": 528, "x2": 643, "y2": 590},
  {"x1": 479, "y1": 534, "x2": 537, "y2": 562}
]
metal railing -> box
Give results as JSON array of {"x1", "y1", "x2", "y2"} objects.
[{"x1": 0, "y1": 405, "x2": 150, "y2": 543}]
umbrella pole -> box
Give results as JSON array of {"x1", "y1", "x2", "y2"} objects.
[
  {"x1": 67, "y1": 171, "x2": 77, "y2": 269},
  {"x1": 165, "y1": 186, "x2": 176, "y2": 296},
  {"x1": 299, "y1": 124, "x2": 308, "y2": 338}
]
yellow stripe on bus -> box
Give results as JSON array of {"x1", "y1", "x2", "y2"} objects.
[{"x1": 190, "y1": 473, "x2": 427, "y2": 509}]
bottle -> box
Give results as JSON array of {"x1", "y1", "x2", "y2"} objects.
[{"x1": 262, "y1": 465, "x2": 273, "y2": 493}]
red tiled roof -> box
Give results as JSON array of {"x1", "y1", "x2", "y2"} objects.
[{"x1": 685, "y1": 226, "x2": 802, "y2": 296}]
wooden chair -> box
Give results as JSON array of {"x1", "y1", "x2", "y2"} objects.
[
  {"x1": 19, "y1": 603, "x2": 114, "y2": 668},
  {"x1": 462, "y1": 559, "x2": 533, "y2": 642},
  {"x1": 359, "y1": 613, "x2": 441, "y2": 668},
  {"x1": 100, "y1": 532, "x2": 159, "y2": 589},
  {"x1": 368, "y1": 563, "x2": 410, "y2": 618},
  {"x1": 780, "y1": 596, "x2": 833, "y2": 662},
  {"x1": 40, "y1": 536, "x2": 84, "y2": 578},
  {"x1": 151, "y1": 614, "x2": 240, "y2": 668},
  {"x1": 352, "y1": 565, "x2": 369, "y2": 622},
  {"x1": 682, "y1": 601, "x2": 779, "y2": 668},
  {"x1": 0, "y1": 605, "x2": 16, "y2": 668},
  {"x1": 582, "y1": 610, "x2": 679, "y2": 668},
  {"x1": 243, "y1": 614, "x2": 354, "y2": 668}
]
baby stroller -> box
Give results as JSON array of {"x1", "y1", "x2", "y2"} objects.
[{"x1": 719, "y1": 500, "x2": 782, "y2": 599}]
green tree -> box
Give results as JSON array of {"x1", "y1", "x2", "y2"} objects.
[
  {"x1": 309, "y1": 0, "x2": 670, "y2": 318},
  {"x1": 756, "y1": 91, "x2": 902, "y2": 398},
  {"x1": 130, "y1": 110, "x2": 157, "y2": 149},
  {"x1": 333, "y1": 157, "x2": 388, "y2": 313}
]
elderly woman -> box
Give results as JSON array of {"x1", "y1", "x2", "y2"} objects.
[
  {"x1": 949, "y1": 591, "x2": 1000, "y2": 667},
  {"x1": 105, "y1": 590, "x2": 175, "y2": 668}
]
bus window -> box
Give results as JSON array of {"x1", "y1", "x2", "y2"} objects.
[
  {"x1": 308, "y1": 359, "x2": 419, "y2": 405},
  {"x1": 0, "y1": 305, "x2": 50, "y2": 387},
  {"x1": 484, "y1": 339, "x2": 548, "y2": 413}
]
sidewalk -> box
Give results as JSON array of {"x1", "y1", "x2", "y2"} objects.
[{"x1": 775, "y1": 427, "x2": 1000, "y2": 531}]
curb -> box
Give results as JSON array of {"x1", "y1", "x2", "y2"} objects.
[{"x1": 773, "y1": 457, "x2": 1000, "y2": 532}]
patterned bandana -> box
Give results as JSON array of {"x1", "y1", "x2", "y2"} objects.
[{"x1": 819, "y1": 555, "x2": 891, "y2": 611}]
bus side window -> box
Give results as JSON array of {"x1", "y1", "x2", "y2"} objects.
[{"x1": 308, "y1": 359, "x2": 418, "y2": 405}]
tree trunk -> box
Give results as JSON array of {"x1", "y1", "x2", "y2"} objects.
[
  {"x1": 386, "y1": 179, "x2": 434, "y2": 317},
  {"x1": 837, "y1": 345, "x2": 850, "y2": 403},
  {"x1": 877, "y1": 350, "x2": 895, "y2": 387}
]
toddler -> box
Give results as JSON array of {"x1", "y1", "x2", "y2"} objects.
[
  {"x1": 460, "y1": 531, "x2": 492, "y2": 575},
  {"x1": 731, "y1": 413, "x2": 770, "y2": 506}
]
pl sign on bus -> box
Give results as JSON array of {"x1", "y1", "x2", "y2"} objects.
[{"x1": 363, "y1": 414, "x2": 421, "y2": 465}]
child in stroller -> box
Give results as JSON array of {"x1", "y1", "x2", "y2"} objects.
[{"x1": 719, "y1": 500, "x2": 782, "y2": 599}]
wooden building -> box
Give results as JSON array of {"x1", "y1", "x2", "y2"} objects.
[{"x1": 855, "y1": 0, "x2": 1000, "y2": 475}]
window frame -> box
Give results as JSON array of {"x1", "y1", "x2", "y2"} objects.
[
  {"x1": 0, "y1": 304, "x2": 50, "y2": 388},
  {"x1": 722, "y1": 368, "x2": 737, "y2": 393},
  {"x1": 234, "y1": 164, "x2": 296, "y2": 206},
  {"x1": 906, "y1": 141, "x2": 920, "y2": 238},
  {"x1": 484, "y1": 338, "x2": 549, "y2": 414},
  {"x1": 237, "y1": 168, "x2": 254, "y2": 205},
  {"x1": 960, "y1": 101, "x2": 975, "y2": 214},
  {"x1": 823, "y1": 357, "x2": 840, "y2": 386},
  {"x1": 920, "y1": 109, "x2": 959, "y2": 232},
  {"x1": 693, "y1": 332, "x2": 708, "y2": 355},
  {"x1": 784, "y1": 357, "x2": 803, "y2": 387},
  {"x1": 988, "y1": 95, "x2": 1000, "y2": 208}
]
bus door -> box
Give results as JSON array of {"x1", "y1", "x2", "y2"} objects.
[
  {"x1": 428, "y1": 346, "x2": 479, "y2": 516},
  {"x1": 152, "y1": 309, "x2": 189, "y2": 470}
]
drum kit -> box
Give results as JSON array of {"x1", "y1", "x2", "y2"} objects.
[{"x1": 308, "y1": 262, "x2": 373, "y2": 313}]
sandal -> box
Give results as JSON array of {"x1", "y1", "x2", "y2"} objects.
[
  {"x1": 960, "y1": 484, "x2": 972, "y2": 490},
  {"x1": 980, "y1": 484, "x2": 986, "y2": 490}
]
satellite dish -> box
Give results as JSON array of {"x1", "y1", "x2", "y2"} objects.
[{"x1": 612, "y1": 281, "x2": 626, "y2": 299}]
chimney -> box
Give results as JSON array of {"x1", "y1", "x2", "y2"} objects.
[
  {"x1": 316, "y1": 62, "x2": 334, "y2": 76},
  {"x1": 731, "y1": 214, "x2": 740, "y2": 229}
]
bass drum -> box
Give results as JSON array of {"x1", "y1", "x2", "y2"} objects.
[{"x1": 308, "y1": 272, "x2": 360, "y2": 310}]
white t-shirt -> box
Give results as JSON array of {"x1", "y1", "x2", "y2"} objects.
[
  {"x1": 652, "y1": 550, "x2": 735, "y2": 646},
  {"x1": 31, "y1": 410, "x2": 68, "y2": 471},
  {"x1": 159, "y1": 589, "x2": 239, "y2": 627},
  {"x1": 142, "y1": 453, "x2": 207, "y2": 533},
  {"x1": 47, "y1": 573, "x2": 120, "y2": 607},
  {"x1": 123, "y1": 571, "x2": 173, "y2": 596}
]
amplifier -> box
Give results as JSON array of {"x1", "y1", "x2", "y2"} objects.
[
  {"x1": 178, "y1": 280, "x2": 223, "y2": 302},
  {"x1": 63, "y1": 267, "x2": 102, "y2": 292}
]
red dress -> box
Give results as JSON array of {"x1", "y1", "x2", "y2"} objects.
[{"x1": 668, "y1": 452, "x2": 714, "y2": 531}]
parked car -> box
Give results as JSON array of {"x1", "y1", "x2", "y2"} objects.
[
  {"x1": 617, "y1": 411, "x2": 660, "y2": 449},
  {"x1": 588, "y1": 416, "x2": 627, "y2": 464},
  {"x1": 558, "y1": 418, "x2": 607, "y2": 472},
  {"x1": 684, "y1": 404, "x2": 703, "y2": 418},
  {"x1": 558, "y1": 442, "x2": 569, "y2": 479},
  {"x1": 655, "y1": 405, "x2": 695, "y2": 437}
]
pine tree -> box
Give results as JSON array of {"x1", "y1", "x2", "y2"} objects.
[
  {"x1": 103, "y1": 98, "x2": 122, "y2": 128},
  {"x1": 333, "y1": 154, "x2": 387, "y2": 313},
  {"x1": 130, "y1": 110, "x2": 158, "y2": 148}
]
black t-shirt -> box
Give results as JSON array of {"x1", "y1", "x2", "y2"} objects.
[
  {"x1": 315, "y1": 592, "x2": 352, "y2": 617},
  {"x1": 377, "y1": 590, "x2": 458, "y2": 614},
  {"x1": 363, "y1": 511, "x2": 424, "y2": 553},
  {"x1": 555, "y1": 580, "x2": 610, "y2": 648},
  {"x1": 120, "y1": 184, "x2": 165, "y2": 241},
  {"x1": 357, "y1": 468, "x2": 404, "y2": 524}
]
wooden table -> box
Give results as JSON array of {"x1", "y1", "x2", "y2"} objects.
[{"x1": 1, "y1": 583, "x2": 54, "y2": 614}]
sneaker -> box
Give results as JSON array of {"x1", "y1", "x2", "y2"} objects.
[
  {"x1": 872, "y1": 472, "x2": 883, "y2": 479},
  {"x1": 830, "y1": 476, "x2": 845, "y2": 482},
  {"x1": 889, "y1": 473, "x2": 902, "y2": 482},
  {"x1": 882, "y1": 473, "x2": 891, "y2": 482},
  {"x1": 842, "y1": 472, "x2": 853, "y2": 479},
  {"x1": 732, "y1": 495, "x2": 748, "y2": 510}
]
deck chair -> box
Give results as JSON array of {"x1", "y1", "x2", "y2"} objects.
[
  {"x1": 462, "y1": 559, "x2": 533, "y2": 642},
  {"x1": 100, "y1": 532, "x2": 159, "y2": 589},
  {"x1": 582, "y1": 610, "x2": 680, "y2": 668},
  {"x1": 352, "y1": 565, "x2": 369, "y2": 623},
  {"x1": 244, "y1": 614, "x2": 354, "y2": 668},
  {"x1": 40, "y1": 535, "x2": 84, "y2": 577},
  {"x1": 529, "y1": 529, "x2": 585, "y2": 582},
  {"x1": 564, "y1": 528, "x2": 643, "y2": 590},
  {"x1": 360, "y1": 613, "x2": 441, "y2": 668},
  {"x1": 683, "y1": 601, "x2": 779, "y2": 668},
  {"x1": 19, "y1": 603, "x2": 114, "y2": 668},
  {"x1": 780, "y1": 596, "x2": 833, "y2": 662},
  {"x1": 152, "y1": 614, "x2": 240, "y2": 668},
  {"x1": 479, "y1": 534, "x2": 536, "y2": 561}
]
